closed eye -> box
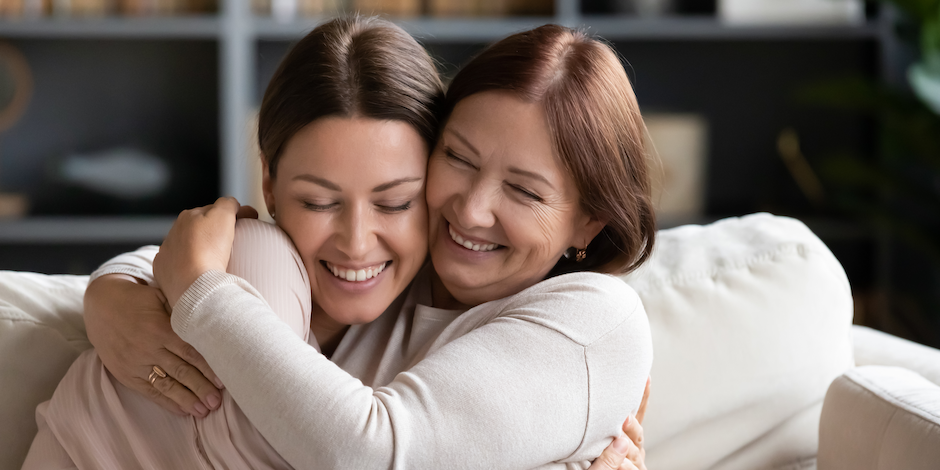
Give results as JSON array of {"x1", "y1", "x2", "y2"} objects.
[
  {"x1": 444, "y1": 148, "x2": 475, "y2": 169},
  {"x1": 302, "y1": 201, "x2": 338, "y2": 211},
  {"x1": 509, "y1": 184, "x2": 542, "y2": 202},
  {"x1": 377, "y1": 201, "x2": 412, "y2": 213}
]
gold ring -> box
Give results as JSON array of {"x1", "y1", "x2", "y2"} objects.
[
  {"x1": 149, "y1": 371, "x2": 158, "y2": 385},
  {"x1": 152, "y1": 365, "x2": 167, "y2": 378}
]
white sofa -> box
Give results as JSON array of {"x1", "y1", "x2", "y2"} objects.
[{"x1": 2, "y1": 213, "x2": 939, "y2": 469}]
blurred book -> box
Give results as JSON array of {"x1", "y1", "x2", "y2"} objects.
[
  {"x1": 0, "y1": 0, "x2": 49, "y2": 17},
  {"x1": 645, "y1": 113, "x2": 709, "y2": 219},
  {"x1": 719, "y1": 0, "x2": 863, "y2": 25},
  {"x1": 429, "y1": 0, "x2": 551, "y2": 17},
  {"x1": 351, "y1": 0, "x2": 420, "y2": 17},
  {"x1": 257, "y1": 0, "x2": 342, "y2": 19},
  {"x1": 52, "y1": 0, "x2": 115, "y2": 16}
]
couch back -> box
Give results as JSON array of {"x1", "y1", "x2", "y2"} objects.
[
  {"x1": 620, "y1": 213, "x2": 854, "y2": 470},
  {"x1": 0, "y1": 271, "x2": 91, "y2": 470}
]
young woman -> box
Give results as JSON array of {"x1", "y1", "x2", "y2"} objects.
[{"x1": 31, "y1": 18, "x2": 654, "y2": 470}]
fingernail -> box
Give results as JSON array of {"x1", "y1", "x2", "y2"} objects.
[
  {"x1": 194, "y1": 403, "x2": 208, "y2": 416},
  {"x1": 612, "y1": 436, "x2": 629, "y2": 454},
  {"x1": 214, "y1": 378, "x2": 225, "y2": 389},
  {"x1": 207, "y1": 394, "x2": 221, "y2": 409}
]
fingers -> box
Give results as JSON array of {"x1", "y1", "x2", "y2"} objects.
[
  {"x1": 622, "y1": 415, "x2": 644, "y2": 455},
  {"x1": 156, "y1": 347, "x2": 222, "y2": 412},
  {"x1": 134, "y1": 379, "x2": 187, "y2": 417},
  {"x1": 587, "y1": 435, "x2": 630, "y2": 470},
  {"x1": 636, "y1": 376, "x2": 651, "y2": 425},
  {"x1": 236, "y1": 204, "x2": 259, "y2": 219},
  {"x1": 166, "y1": 337, "x2": 224, "y2": 390},
  {"x1": 617, "y1": 414, "x2": 646, "y2": 470},
  {"x1": 149, "y1": 371, "x2": 210, "y2": 418}
]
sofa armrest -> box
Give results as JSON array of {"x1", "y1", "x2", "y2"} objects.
[
  {"x1": 818, "y1": 366, "x2": 940, "y2": 470},
  {"x1": 852, "y1": 325, "x2": 940, "y2": 386}
]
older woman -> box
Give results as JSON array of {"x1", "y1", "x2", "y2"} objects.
[{"x1": 68, "y1": 22, "x2": 654, "y2": 469}]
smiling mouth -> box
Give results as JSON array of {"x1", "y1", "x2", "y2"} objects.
[
  {"x1": 448, "y1": 224, "x2": 501, "y2": 252},
  {"x1": 322, "y1": 261, "x2": 390, "y2": 282}
]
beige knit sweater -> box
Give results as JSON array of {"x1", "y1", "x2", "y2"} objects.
[{"x1": 96, "y1": 249, "x2": 652, "y2": 469}]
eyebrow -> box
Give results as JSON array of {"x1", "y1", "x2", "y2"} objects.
[
  {"x1": 292, "y1": 174, "x2": 422, "y2": 193},
  {"x1": 372, "y1": 177, "x2": 423, "y2": 193},
  {"x1": 509, "y1": 167, "x2": 555, "y2": 190},
  {"x1": 292, "y1": 174, "x2": 340, "y2": 191}
]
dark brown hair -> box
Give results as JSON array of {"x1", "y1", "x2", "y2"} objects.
[
  {"x1": 444, "y1": 25, "x2": 655, "y2": 275},
  {"x1": 259, "y1": 16, "x2": 445, "y2": 177}
]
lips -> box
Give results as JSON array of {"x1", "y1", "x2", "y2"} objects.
[
  {"x1": 448, "y1": 224, "x2": 501, "y2": 252},
  {"x1": 323, "y1": 261, "x2": 389, "y2": 282}
]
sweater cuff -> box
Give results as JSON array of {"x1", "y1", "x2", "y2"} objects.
[
  {"x1": 89, "y1": 266, "x2": 153, "y2": 286},
  {"x1": 171, "y1": 270, "x2": 241, "y2": 337}
]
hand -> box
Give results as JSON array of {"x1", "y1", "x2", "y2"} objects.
[
  {"x1": 588, "y1": 377, "x2": 650, "y2": 470},
  {"x1": 84, "y1": 274, "x2": 224, "y2": 418},
  {"x1": 154, "y1": 197, "x2": 250, "y2": 308}
]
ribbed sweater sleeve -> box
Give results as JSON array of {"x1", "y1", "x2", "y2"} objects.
[
  {"x1": 89, "y1": 245, "x2": 159, "y2": 286},
  {"x1": 171, "y1": 270, "x2": 652, "y2": 469}
]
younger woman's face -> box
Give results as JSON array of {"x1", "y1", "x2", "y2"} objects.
[{"x1": 264, "y1": 117, "x2": 429, "y2": 327}]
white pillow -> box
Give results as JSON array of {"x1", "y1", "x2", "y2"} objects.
[
  {"x1": 0, "y1": 271, "x2": 91, "y2": 470},
  {"x1": 620, "y1": 213, "x2": 854, "y2": 470}
]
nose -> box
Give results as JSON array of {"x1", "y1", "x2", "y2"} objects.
[
  {"x1": 335, "y1": 203, "x2": 377, "y2": 260},
  {"x1": 454, "y1": 178, "x2": 497, "y2": 229}
]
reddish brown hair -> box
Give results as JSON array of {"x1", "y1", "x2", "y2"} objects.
[
  {"x1": 259, "y1": 16, "x2": 445, "y2": 177},
  {"x1": 443, "y1": 25, "x2": 655, "y2": 275}
]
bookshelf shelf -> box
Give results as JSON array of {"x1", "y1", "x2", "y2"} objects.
[
  {"x1": 254, "y1": 16, "x2": 555, "y2": 42},
  {"x1": 0, "y1": 16, "x2": 221, "y2": 39},
  {"x1": 579, "y1": 16, "x2": 880, "y2": 41},
  {"x1": 252, "y1": 15, "x2": 880, "y2": 42},
  {"x1": 0, "y1": 217, "x2": 174, "y2": 243}
]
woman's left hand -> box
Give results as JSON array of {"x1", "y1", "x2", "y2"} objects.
[
  {"x1": 587, "y1": 376, "x2": 650, "y2": 470},
  {"x1": 154, "y1": 197, "x2": 250, "y2": 309}
]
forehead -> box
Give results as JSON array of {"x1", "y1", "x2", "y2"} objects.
[{"x1": 278, "y1": 116, "x2": 428, "y2": 178}]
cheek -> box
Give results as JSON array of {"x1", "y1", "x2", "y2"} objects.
[
  {"x1": 510, "y1": 205, "x2": 570, "y2": 256},
  {"x1": 425, "y1": 159, "x2": 455, "y2": 212}
]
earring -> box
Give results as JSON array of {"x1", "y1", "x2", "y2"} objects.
[{"x1": 575, "y1": 248, "x2": 587, "y2": 262}]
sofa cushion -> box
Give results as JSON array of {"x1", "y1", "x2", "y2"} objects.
[
  {"x1": 620, "y1": 213, "x2": 854, "y2": 470},
  {"x1": 0, "y1": 271, "x2": 91, "y2": 470},
  {"x1": 818, "y1": 365, "x2": 940, "y2": 470}
]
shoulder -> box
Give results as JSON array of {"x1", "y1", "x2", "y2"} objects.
[{"x1": 494, "y1": 272, "x2": 645, "y2": 347}]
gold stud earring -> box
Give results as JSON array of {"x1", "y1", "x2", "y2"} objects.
[{"x1": 575, "y1": 248, "x2": 587, "y2": 262}]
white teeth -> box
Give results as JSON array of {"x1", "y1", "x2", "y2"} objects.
[
  {"x1": 326, "y1": 262, "x2": 388, "y2": 282},
  {"x1": 448, "y1": 224, "x2": 499, "y2": 253}
]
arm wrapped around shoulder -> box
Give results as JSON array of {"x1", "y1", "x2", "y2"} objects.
[{"x1": 818, "y1": 365, "x2": 940, "y2": 470}]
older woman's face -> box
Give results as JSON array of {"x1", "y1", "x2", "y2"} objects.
[{"x1": 426, "y1": 91, "x2": 604, "y2": 306}]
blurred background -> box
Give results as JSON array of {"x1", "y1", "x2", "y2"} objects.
[{"x1": 0, "y1": 0, "x2": 938, "y2": 348}]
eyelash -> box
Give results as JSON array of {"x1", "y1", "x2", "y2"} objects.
[
  {"x1": 302, "y1": 201, "x2": 412, "y2": 213},
  {"x1": 302, "y1": 202, "x2": 336, "y2": 212},
  {"x1": 510, "y1": 185, "x2": 542, "y2": 202},
  {"x1": 444, "y1": 148, "x2": 473, "y2": 168},
  {"x1": 378, "y1": 201, "x2": 412, "y2": 213}
]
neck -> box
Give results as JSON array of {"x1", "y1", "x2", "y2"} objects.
[
  {"x1": 309, "y1": 304, "x2": 349, "y2": 358},
  {"x1": 429, "y1": 270, "x2": 470, "y2": 310}
]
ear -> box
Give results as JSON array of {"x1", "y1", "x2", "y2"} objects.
[
  {"x1": 572, "y1": 212, "x2": 608, "y2": 250},
  {"x1": 261, "y1": 156, "x2": 276, "y2": 218}
]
